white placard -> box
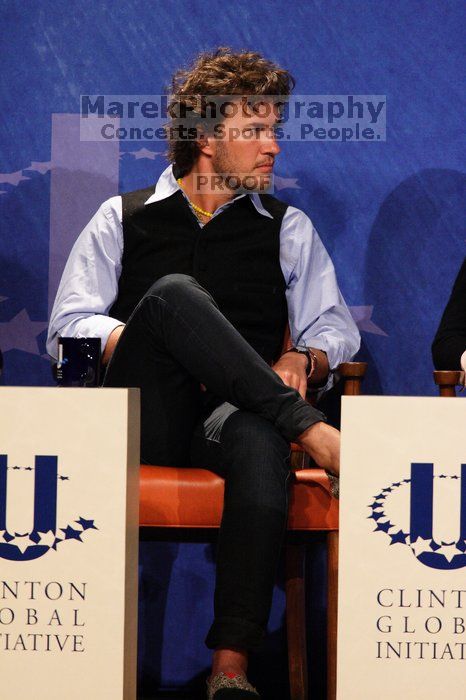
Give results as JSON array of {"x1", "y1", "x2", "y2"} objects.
[
  {"x1": 338, "y1": 396, "x2": 466, "y2": 700},
  {"x1": 0, "y1": 387, "x2": 140, "y2": 700}
]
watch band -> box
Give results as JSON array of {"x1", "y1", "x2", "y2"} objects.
[
  {"x1": 284, "y1": 347, "x2": 317, "y2": 380},
  {"x1": 307, "y1": 348, "x2": 318, "y2": 379}
]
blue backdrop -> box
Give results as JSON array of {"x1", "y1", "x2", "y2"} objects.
[{"x1": 1, "y1": 1, "x2": 464, "y2": 696}]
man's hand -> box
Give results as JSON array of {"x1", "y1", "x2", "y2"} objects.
[
  {"x1": 102, "y1": 325, "x2": 125, "y2": 365},
  {"x1": 297, "y1": 421, "x2": 340, "y2": 476},
  {"x1": 271, "y1": 351, "x2": 308, "y2": 398},
  {"x1": 272, "y1": 349, "x2": 338, "y2": 473}
]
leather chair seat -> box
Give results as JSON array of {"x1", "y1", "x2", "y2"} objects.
[{"x1": 140, "y1": 464, "x2": 338, "y2": 530}]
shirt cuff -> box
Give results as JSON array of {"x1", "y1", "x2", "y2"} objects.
[
  {"x1": 47, "y1": 315, "x2": 124, "y2": 361},
  {"x1": 299, "y1": 336, "x2": 345, "y2": 372}
]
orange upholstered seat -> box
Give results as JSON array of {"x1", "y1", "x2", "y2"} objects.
[{"x1": 139, "y1": 464, "x2": 338, "y2": 531}]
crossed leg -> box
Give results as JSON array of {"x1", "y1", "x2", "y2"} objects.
[{"x1": 103, "y1": 273, "x2": 334, "y2": 682}]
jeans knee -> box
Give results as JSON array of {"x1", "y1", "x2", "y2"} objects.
[
  {"x1": 147, "y1": 273, "x2": 197, "y2": 300},
  {"x1": 222, "y1": 411, "x2": 290, "y2": 469},
  {"x1": 221, "y1": 412, "x2": 290, "y2": 513}
]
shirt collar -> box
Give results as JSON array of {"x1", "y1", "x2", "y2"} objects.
[{"x1": 144, "y1": 165, "x2": 273, "y2": 219}]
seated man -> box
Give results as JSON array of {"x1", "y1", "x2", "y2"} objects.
[
  {"x1": 47, "y1": 48, "x2": 359, "y2": 699},
  {"x1": 432, "y1": 258, "x2": 466, "y2": 381}
]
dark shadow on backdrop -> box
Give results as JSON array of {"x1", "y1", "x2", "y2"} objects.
[
  {"x1": 275, "y1": 168, "x2": 382, "y2": 395},
  {"x1": 363, "y1": 169, "x2": 466, "y2": 395}
]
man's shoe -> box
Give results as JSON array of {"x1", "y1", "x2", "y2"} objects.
[{"x1": 206, "y1": 672, "x2": 260, "y2": 699}]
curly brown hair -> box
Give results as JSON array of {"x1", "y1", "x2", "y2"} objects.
[{"x1": 165, "y1": 47, "x2": 295, "y2": 177}]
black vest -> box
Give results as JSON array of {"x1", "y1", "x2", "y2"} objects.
[{"x1": 109, "y1": 187, "x2": 289, "y2": 364}]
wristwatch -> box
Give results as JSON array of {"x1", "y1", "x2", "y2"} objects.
[{"x1": 284, "y1": 346, "x2": 317, "y2": 380}]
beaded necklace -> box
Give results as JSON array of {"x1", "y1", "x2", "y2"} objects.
[{"x1": 177, "y1": 178, "x2": 213, "y2": 219}]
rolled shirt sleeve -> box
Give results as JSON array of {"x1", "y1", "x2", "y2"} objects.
[
  {"x1": 46, "y1": 196, "x2": 124, "y2": 360},
  {"x1": 280, "y1": 206, "x2": 360, "y2": 382}
]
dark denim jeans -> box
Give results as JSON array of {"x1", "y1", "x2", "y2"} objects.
[{"x1": 103, "y1": 274, "x2": 325, "y2": 651}]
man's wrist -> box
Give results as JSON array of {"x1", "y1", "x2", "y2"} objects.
[
  {"x1": 282, "y1": 346, "x2": 330, "y2": 386},
  {"x1": 306, "y1": 347, "x2": 329, "y2": 386},
  {"x1": 283, "y1": 346, "x2": 315, "y2": 379},
  {"x1": 102, "y1": 324, "x2": 125, "y2": 365},
  {"x1": 308, "y1": 348, "x2": 330, "y2": 391}
]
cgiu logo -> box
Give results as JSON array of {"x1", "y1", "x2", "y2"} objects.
[
  {"x1": 0, "y1": 454, "x2": 98, "y2": 561},
  {"x1": 368, "y1": 463, "x2": 466, "y2": 570}
]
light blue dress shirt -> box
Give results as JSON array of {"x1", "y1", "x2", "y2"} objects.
[{"x1": 47, "y1": 165, "x2": 360, "y2": 383}]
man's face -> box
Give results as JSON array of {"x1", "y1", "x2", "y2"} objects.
[{"x1": 208, "y1": 98, "x2": 281, "y2": 192}]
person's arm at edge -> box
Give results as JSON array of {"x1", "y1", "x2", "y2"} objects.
[
  {"x1": 279, "y1": 206, "x2": 360, "y2": 393},
  {"x1": 432, "y1": 258, "x2": 466, "y2": 371},
  {"x1": 46, "y1": 196, "x2": 125, "y2": 364}
]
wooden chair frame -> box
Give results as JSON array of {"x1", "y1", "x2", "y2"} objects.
[{"x1": 433, "y1": 370, "x2": 463, "y2": 396}]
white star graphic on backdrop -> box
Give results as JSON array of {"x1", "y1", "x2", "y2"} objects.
[
  {"x1": 0, "y1": 161, "x2": 53, "y2": 190},
  {"x1": 349, "y1": 305, "x2": 388, "y2": 336},
  {"x1": 24, "y1": 161, "x2": 53, "y2": 175},
  {"x1": 126, "y1": 148, "x2": 162, "y2": 160},
  {"x1": 0, "y1": 309, "x2": 48, "y2": 355},
  {"x1": 0, "y1": 170, "x2": 30, "y2": 186},
  {"x1": 274, "y1": 175, "x2": 301, "y2": 191}
]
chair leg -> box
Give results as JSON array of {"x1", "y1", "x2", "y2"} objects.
[
  {"x1": 285, "y1": 543, "x2": 308, "y2": 700},
  {"x1": 327, "y1": 530, "x2": 338, "y2": 700}
]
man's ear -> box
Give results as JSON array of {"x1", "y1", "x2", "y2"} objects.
[{"x1": 196, "y1": 127, "x2": 215, "y2": 157}]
